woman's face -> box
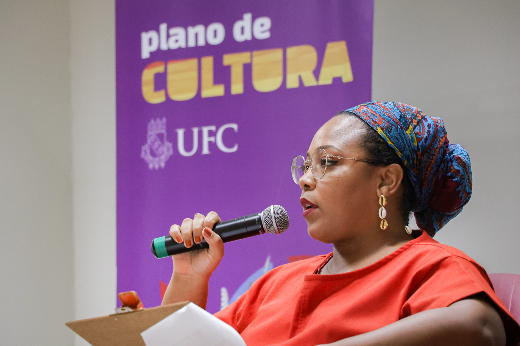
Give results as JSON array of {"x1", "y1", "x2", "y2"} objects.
[{"x1": 299, "y1": 116, "x2": 382, "y2": 243}]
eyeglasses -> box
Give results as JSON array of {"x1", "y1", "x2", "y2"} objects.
[{"x1": 291, "y1": 148, "x2": 374, "y2": 184}]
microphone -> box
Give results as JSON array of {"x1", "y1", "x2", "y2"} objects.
[{"x1": 151, "y1": 205, "x2": 289, "y2": 258}]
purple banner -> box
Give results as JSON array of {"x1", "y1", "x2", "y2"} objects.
[{"x1": 116, "y1": 0, "x2": 374, "y2": 313}]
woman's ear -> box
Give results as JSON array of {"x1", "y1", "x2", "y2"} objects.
[{"x1": 376, "y1": 164, "x2": 403, "y2": 197}]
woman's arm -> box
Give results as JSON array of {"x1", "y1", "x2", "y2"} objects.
[
  {"x1": 161, "y1": 269, "x2": 212, "y2": 309},
  {"x1": 161, "y1": 212, "x2": 224, "y2": 309},
  {"x1": 324, "y1": 296, "x2": 506, "y2": 346}
]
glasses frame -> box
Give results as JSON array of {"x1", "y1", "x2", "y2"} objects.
[{"x1": 291, "y1": 149, "x2": 374, "y2": 184}]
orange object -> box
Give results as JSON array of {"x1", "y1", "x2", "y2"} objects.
[{"x1": 118, "y1": 291, "x2": 144, "y2": 310}]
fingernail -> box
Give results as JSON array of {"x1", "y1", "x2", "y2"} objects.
[
  {"x1": 175, "y1": 236, "x2": 182, "y2": 243},
  {"x1": 194, "y1": 236, "x2": 202, "y2": 244},
  {"x1": 185, "y1": 239, "x2": 192, "y2": 248},
  {"x1": 202, "y1": 227, "x2": 212, "y2": 238}
]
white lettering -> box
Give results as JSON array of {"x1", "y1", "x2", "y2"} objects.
[
  {"x1": 187, "y1": 25, "x2": 206, "y2": 47},
  {"x1": 141, "y1": 30, "x2": 159, "y2": 59},
  {"x1": 206, "y1": 23, "x2": 225, "y2": 45},
  {"x1": 142, "y1": 19, "x2": 234, "y2": 58},
  {"x1": 168, "y1": 27, "x2": 186, "y2": 49},
  {"x1": 216, "y1": 123, "x2": 238, "y2": 153},
  {"x1": 159, "y1": 23, "x2": 168, "y2": 50},
  {"x1": 233, "y1": 13, "x2": 252, "y2": 42},
  {"x1": 176, "y1": 127, "x2": 199, "y2": 156},
  {"x1": 201, "y1": 126, "x2": 216, "y2": 154},
  {"x1": 253, "y1": 17, "x2": 271, "y2": 40}
]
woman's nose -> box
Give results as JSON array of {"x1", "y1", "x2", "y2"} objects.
[{"x1": 299, "y1": 169, "x2": 316, "y2": 190}]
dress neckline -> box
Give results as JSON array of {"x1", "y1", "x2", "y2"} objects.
[{"x1": 312, "y1": 231, "x2": 429, "y2": 276}]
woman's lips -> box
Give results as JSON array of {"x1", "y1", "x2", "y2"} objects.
[{"x1": 300, "y1": 198, "x2": 318, "y2": 217}]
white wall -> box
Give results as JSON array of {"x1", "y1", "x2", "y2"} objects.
[
  {"x1": 0, "y1": 0, "x2": 74, "y2": 345},
  {"x1": 70, "y1": 0, "x2": 117, "y2": 345},
  {"x1": 0, "y1": 0, "x2": 518, "y2": 345},
  {"x1": 372, "y1": 0, "x2": 520, "y2": 273}
]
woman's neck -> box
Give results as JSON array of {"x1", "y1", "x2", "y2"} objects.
[{"x1": 323, "y1": 229, "x2": 414, "y2": 274}]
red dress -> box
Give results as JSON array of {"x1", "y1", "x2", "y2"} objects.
[{"x1": 214, "y1": 232, "x2": 520, "y2": 345}]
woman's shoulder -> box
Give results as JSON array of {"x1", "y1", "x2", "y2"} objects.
[
  {"x1": 407, "y1": 231, "x2": 482, "y2": 266},
  {"x1": 390, "y1": 232, "x2": 498, "y2": 295}
]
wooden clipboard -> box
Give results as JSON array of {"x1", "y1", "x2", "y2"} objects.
[{"x1": 66, "y1": 301, "x2": 189, "y2": 346}]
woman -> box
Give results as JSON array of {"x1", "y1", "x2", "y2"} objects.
[{"x1": 161, "y1": 102, "x2": 520, "y2": 345}]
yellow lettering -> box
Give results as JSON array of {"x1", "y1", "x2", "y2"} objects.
[
  {"x1": 252, "y1": 48, "x2": 283, "y2": 92},
  {"x1": 201, "y1": 56, "x2": 225, "y2": 98},
  {"x1": 142, "y1": 61, "x2": 166, "y2": 104},
  {"x1": 167, "y1": 58, "x2": 198, "y2": 101},
  {"x1": 318, "y1": 41, "x2": 353, "y2": 85},
  {"x1": 143, "y1": 41, "x2": 356, "y2": 103},
  {"x1": 223, "y1": 52, "x2": 251, "y2": 95},
  {"x1": 286, "y1": 45, "x2": 318, "y2": 89}
]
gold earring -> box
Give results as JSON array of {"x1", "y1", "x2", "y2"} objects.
[
  {"x1": 405, "y1": 225, "x2": 412, "y2": 235},
  {"x1": 379, "y1": 194, "x2": 388, "y2": 230}
]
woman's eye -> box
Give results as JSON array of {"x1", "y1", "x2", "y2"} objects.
[
  {"x1": 319, "y1": 158, "x2": 328, "y2": 167},
  {"x1": 325, "y1": 159, "x2": 339, "y2": 166}
]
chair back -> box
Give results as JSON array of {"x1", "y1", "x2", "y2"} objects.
[
  {"x1": 489, "y1": 273, "x2": 520, "y2": 321},
  {"x1": 489, "y1": 273, "x2": 520, "y2": 345}
]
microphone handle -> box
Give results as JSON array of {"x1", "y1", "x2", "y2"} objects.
[{"x1": 152, "y1": 213, "x2": 264, "y2": 258}]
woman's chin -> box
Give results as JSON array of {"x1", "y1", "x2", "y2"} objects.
[{"x1": 307, "y1": 226, "x2": 334, "y2": 244}]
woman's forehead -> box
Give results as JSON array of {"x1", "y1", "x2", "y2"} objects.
[{"x1": 310, "y1": 116, "x2": 367, "y2": 151}]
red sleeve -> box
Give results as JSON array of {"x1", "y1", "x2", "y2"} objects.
[
  {"x1": 213, "y1": 266, "x2": 279, "y2": 333},
  {"x1": 402, "y1": 256, "x2": 520, "y2": 345},
  {"x1": 213, "y1": 288, "x2": 249, "y2": 332}
]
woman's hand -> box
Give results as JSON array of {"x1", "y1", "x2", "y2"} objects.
[
  {"x1": 169, "y1": 211, "x2": 224, "y2": 280},
  {"x1": 161, "y1": 211, "x2": 224, "y2": 308}
]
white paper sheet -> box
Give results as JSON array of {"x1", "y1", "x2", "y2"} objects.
[{"x1": 141, "y1": 303, "x2": 246, "y2": 346}]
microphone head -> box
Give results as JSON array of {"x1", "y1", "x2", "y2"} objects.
[{"x1": 261, "y1": 205, "x2": 289, "y2": 234}]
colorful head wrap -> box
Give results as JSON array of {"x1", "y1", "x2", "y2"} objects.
[{"x1": 345, "y1": 101, "x2": 472, "y2": 236}]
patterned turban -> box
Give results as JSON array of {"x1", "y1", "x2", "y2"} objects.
[{"x1": 345, "y1": 101, "x2": 472, "y2": 236}]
